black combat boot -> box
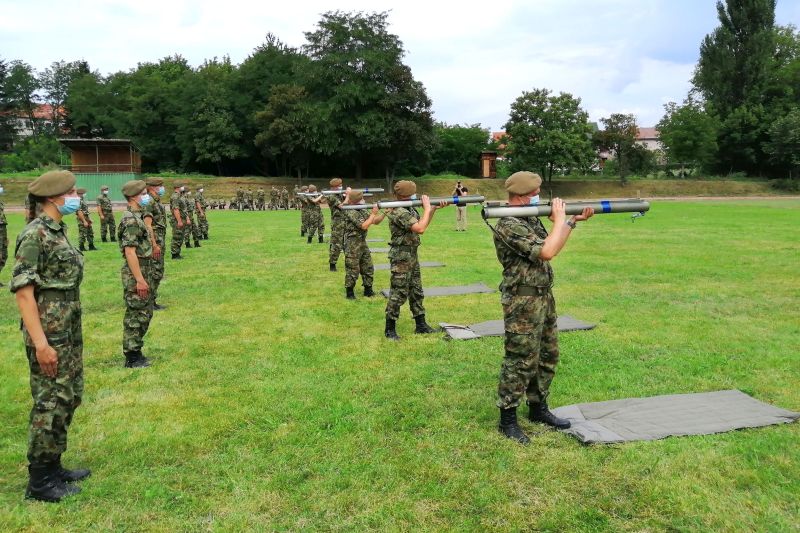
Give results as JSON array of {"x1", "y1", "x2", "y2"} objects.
[
  {"x1": 194, "y1": 240, "x2": 201, "y2": 247},
  {"x1": 185, "y1": 242, "x2": 193, "y2": 248},
  {"x1": 171, "y1": 253, "x2": 183, "y2": 260},
  {"x1": 384, "y1": 317, "x2": 400, "y2": 340},
  {"x1": 124, "y1": 351, "x2": 150, "y2": 368},
  {"x1": 318, "y1": 235, "x2": 324, "y2": 243},
  {"x1": 330, "y1": 263, "x2": 337, "y2": 272},
  {"x1": 301, "y1": 230, "x2": 306, "y2": 237},
  {"x1": 413, "y1": 314, "x2": 438, "y2": 334},
  {"x1": 498, "y1": 407, "x2": 530, "y2": 445},
  {"x1": 346, "y1": 287, "x2": 356, "y2": 300},
  {"x1": 363, "y1": 286, "x2": 375, "y2": 297},
  {"x1": 79, "y1": 243, "x2": 86, "y2": 252},
  {"x1": 307, "y1": 235, "x2": 313, "y2": 244},
  {"x1": 88, "y1": 243, "x2": 98, "y2": 251},
  {"x1": 110, "y1": 237, "x2": 116, "y2": 242},
  {"x1": 26, "y1": 463, "x2": 80, "y2": 502},
  {"x1": 153, "y1": 302, "x2": 167, "y2": 311},
  {"x1": 101, "y1": 236, "x2": 107, "y2": 243},
  {"x1": 528, "y1": 401, "x2": 571, "y2": 429},
  {"x1": 55, "y1": 456, "x2": 91, "y2": 483}
]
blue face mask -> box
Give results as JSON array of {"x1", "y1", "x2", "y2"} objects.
[
  {"x1": 529, "y1": 195, "x2": 540, "y2": 205},
  {"x1": 0, "y1": 186, "x2": 5, "y2": 194},
  {"x1": 58, "y1": 196, "x2": 81, "y2": 215},
  {"x1": 157, "y1": 186, "x2": 165, "y2": 196},
  {"x1": 139, "y1": 193, "x2": 152, "y2": 207},
  {"x1": 410, "y1": 194, "x2": 418, "y2": 200}
]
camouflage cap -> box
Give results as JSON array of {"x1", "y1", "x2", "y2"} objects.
[
  {"x1": 173, "y1": 180, "x2": 185, "y2": 189},
  {"x1": 330, "y1": 177, "x2": 343, "y2": 187},
  {"x1": 300, "y1": 185, "x2": 309, "y2": 191},
  {"x1": 308, "y1": 185, "x2": 317, "y2": 192},
  {"x1": 101, "y1": 185, "x2": 109, "y2": 190},
  {"x1": 505, "y1": 171, "x2": 542, "y2": 195},
  {"x1": 393, "y1": 180, "x2": 416, "y2": 197},
  {"x1": 145, "y1": 177, "x2": 164, "y2": 186},
  {"x1": 76, "y1": 187, "x2": 87, "y2": 195},
  {"x1": 348, "y1": 190, "x2": 364, "y2": 203},
  {"x1": 28, "y1": 170, "x2": 76, "y2": 197},
  {"x1": 122, "y1": 180, "x2": 147, "y2": 197}
]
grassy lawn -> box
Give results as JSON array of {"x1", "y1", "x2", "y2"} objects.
[{"x1": 0, "y1": 200, "x2": 798, "y2": 531}]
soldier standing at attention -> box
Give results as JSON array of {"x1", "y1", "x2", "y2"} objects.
[
  {"x1": 323, "y1": 178, "x2": 345, "y2": 271},
  {"x1": 491, "y1": 172, "x2": 593, "y2": 444},
  {"x1": 256, "y1": 187, "x2": 266, "y2": 210},
  {"x1": 299, "y1": 185, "x2": 309, "y2": 236},
  {"x1": 183, "y1": 190, "x2": 200, "y2": 249},
  {"x1": 195, "y1": 186, "x2": 209, "y2": 240},
  {"x1": 280, "y1": 186, "x2": 289, "y2": 210},
  {"x1": 269, "y1": 186, "x2": 278, "y2": 210},
  {"x1": 305, "y1": 185, "x2": 325, "y2": 243},
  {"x1": 75, "y1": 188, "x2": 97, "y2": 252},
  {"x1": 169, "y1": 182, "x2": 186, "y2": 260},
  {"x1": 10, "y1": 170, "x2": 90, "y2": 502},
  {"x1": 118, "y1": 180, "x2": 155, "y2": 368},
  {"x1": 0, "y1": 182, "x2": 8, "y2": 284},
  {"x1": 383, "y1": 180, "x2": 446, "y2": 340},
  {"x1": 143, "y1": 178, "x2": 167, "y2": 310},
  {"x1": 340, "y1": 189, "x2": 384, "y2": 299},
  {"x1": 96, "y1": 185, "x2": 115, "y2": 242}
]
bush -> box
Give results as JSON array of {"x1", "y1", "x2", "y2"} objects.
[
  {"x1": 770, "y1": 178, "x2": 800, "y2": 192},
  {"x1": 0, "y1": 135, "x2": 61, "y2": 172}
]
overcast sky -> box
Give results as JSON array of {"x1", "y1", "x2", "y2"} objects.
[{"x1": 2, "y1": 0, "x2": 798, "y2": 130}]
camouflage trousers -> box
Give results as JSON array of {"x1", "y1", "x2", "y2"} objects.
[
  {"x1": 152, "y1": 231, "x2": 166, "y2": 301},
  {"x1": 385, "y1": 246, "x2": 425, "y2": 320},
  {"x1": 329, "y1": 216, "x2": 344, "y2": 263},
  {"x1": 24, "y1": 295, "x2": 83, "y2": 463},
  {"x1": 197, "y1": 212, "x2": 209, "y2": 238},
  {"x1": 78, "y1": 222, "x2": 94, "y2": 248},
  {"x1": 184, "y1": 215, "x2": 201, "y2": 245},
  {"x1": 170, "y1": 219, "x2": 184, "y2": 255},
  {"x1": 300, "y1": 207, "x2": 308, "y2": 233},
  {"x1": 0, "y1": 223, "x2": 7, "y2": 275},
  {"x1": 122, "y1": 259, "x2": 154, "y2": 352},
  {"x1": 306, "y1": 210, "x2": 325, "y2": 238},
  {"x1": 344, "y1": 237, "x2": 374, "y2": 289},
  {"x1": 497, "y1": 291, "x2": 560, "y2": 409},
  {"x1": 100, "y1": 211, "x2": 116, "y2": 241}
]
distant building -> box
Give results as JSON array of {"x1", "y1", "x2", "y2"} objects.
[
  {"x1": 58, "y1": 138, "x2": 143, "y2": 201},
  {"x1": 9, "y1": 104, "x2": 64, "y2": 138},
  {"x1": 636, "y1": 127, "x2": 661, "y2": 151}
]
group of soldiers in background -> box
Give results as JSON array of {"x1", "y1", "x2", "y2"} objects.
[
  {"x1": 231, "y1": 185, "x2": 303, "y2": 211},
  {"x1": 169, "y1": 182, "x2": 210, "y2": 259}
]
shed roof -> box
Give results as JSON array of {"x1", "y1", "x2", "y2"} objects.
[{"x1": 58, "y1": 138, "x2": 140, "y2": 150}]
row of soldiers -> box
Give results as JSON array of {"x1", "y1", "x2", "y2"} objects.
[{"x1": 234, "y1": 186, "x2": 302, "y2": 211}]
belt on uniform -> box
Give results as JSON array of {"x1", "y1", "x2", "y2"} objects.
[
  {"x1": 137, "y1": 256, "x2": 154, "y2": 263},
  {"x1": 37, "y1": 288, "x2": 80, "y2": 302},
  {"x1": 511, "y1": 285, "x2": 552, "y2": 297}
]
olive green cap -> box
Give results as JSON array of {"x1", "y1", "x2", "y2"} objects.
[
  {"x1": 393, "y1": 180, "x2": 416, "y2": 197},
  {"x1": 330, "y1": 177, "x2": 342, "y2": 187},
  {"x1": 308, "y1": 185, "x2": 317, "y2": 192},
  {"x1": 505, "y1": 171, "x2": 542, "y2": 195},
  {"x1": 145, "y1": 177, "x2": 164, "y2": 186},
  {"x1": 28, "y1": 170, "x2": 76, "y2": 197},
  {"x1": 122, "y1": 180, "x2": 146, "y2": 198},
  {"x1": 76, "y1": 188, "x2": 87, "y2": 195},
  {"x1": 348, "y1": 190, "x2": 364, "y2": 203}
]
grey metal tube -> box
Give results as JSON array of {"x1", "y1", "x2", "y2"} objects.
[
  {"x1": 341, "y1": 195, "x2": 485, "y2": 210},
  {"x1": 481, "y1": 199, "x2": 650, "y2": 219},
  {"x1": 321, "y1": 188, "x2": 385, "y2": 194}
]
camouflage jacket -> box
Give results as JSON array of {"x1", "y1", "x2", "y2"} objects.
[
  {"x1": 144, "y1": 195, "x2": 168, "y2": 231},
  {"x1": 79, "y1": 197, "x2": 90, "y2": 217},
  {"x1": 0, "y1": 198, "x2": 6, "y2": 225},
  {"x1": 118, "y1": 207, "x2": 153, "y2": 259},
  {"x1": 492, "y1": 216, "x2": 554, "y2": 296},
  {"x1": 195, "y1": 191, "x2": 207, "y2": 209},
  {"x1": 96, "y1": 194, "x2": 113, "y2": 213},
  {"x1": 342, "y1": 209, "x2": 370, "y2": 241},
  {"x1": 325, "y1": 193, "x2": 343, "y2": 220},
  {"x1": 183, "y1": 194, "x2": 195, "y2": 214},
  {"x1": 387, "y1": 207, "x2": 421, "y2": 249},
  {"x1": 10, "y1": 214, "x2": 84, "y2": 293}
]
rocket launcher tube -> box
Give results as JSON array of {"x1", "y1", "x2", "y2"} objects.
[
  {"x1": 481, "y1": 199, "x2": 650, "y2": 219},
  {"x1": 340, "y1": 195, "x2": 486, "y2": 210},
  {"x1": 321, "y1": 188, "x2": 385, "y2": 195}
]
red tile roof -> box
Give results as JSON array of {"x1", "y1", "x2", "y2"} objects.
[{"x1": 636, "y1": 127, "x2": 659, "y2": 140}]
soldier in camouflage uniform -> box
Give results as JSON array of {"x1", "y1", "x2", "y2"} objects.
[
  {"x1": 183, "y1": 190, "x2": 201, "y2": 248},
  {"x1": 256, "y1": 188, "x2": 266, "y2": 210},
  {"x1": 10, "y1": 170, "x2": 90, "y2": 502},
  {"x1": 269, "y1": 186, "x2": 279, "y2": 210},
  {"x1": 0, "y1": 182, "x2": 7, "y2": 284},
  {"x1": 293, "y1": 185, "x2": 300, "y2": 209},
  {"x1": 384, "y1": 180, "x2": 445, "y2": 340},
  {"x1": 96, "y1": 185, "x2": 116, "y2": 242},
  {"x1": 75, "y1": 188, "x2": 97, "y2": 252},
  {"x1": 341, "y1": 189, "x2": 384, "y2": 299},
  {"x1": 280, "y1": 187, "x2": 289, "y2": 210},
  {"x1": 306, "y1": 185, "x2": 325, "y2": 243},
  {"x1": 324, "y1": 178, "x2": 345, "y2": 271},
  {"x1": 144, "y1": 178, "x2": 168, "y2": 310},
  {"x1": 118, "y1": 180, "x2": 155, "y2": 368},
  {"x1": 195, "y1": 186, "x2": 209, "y2": 240},
  {"x1": 169, "y1": 182, "x2": 187, "y2": 259},
  {"x1": 491, "y1": 171, "x2": 594, "y2": 444},
  {"x1": 298, "y1": 185, "x2": 309, "y2": 236}
]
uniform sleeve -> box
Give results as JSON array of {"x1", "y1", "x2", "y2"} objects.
[
  {"x1": 119, "y1": 215, "x2": 141, "y2": 248},
  {"x1": 9, "y1": 228, "x2": 43, "y2": 292},
  {"x1": 141, "y1": 204, "x2": 153, "y2": 219},
  {"x1": 387, "y1": 209, "x2": 418, "y2": 231},
  {"x1": 327, "y1": 195, "x2": 342, "y2": 208},
  {"x1": 495, "y1": 219, "x2": 545, "y2": 261}
]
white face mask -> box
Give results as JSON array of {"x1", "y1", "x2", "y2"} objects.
[{"x1": 0, "y1": 186, "x2": 4, "y2": 194}]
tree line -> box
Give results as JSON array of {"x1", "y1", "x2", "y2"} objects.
[{"x1": 1, "y1": 2, "x2": 798, "y2": 182}]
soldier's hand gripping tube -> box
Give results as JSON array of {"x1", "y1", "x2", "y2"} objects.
[
  {"x1": 481, "y1": 199, "x2": 650, "y2": 219},
  {"x1": 321, "y1": 188, "x2": 385, "y2": 195},
  {"x1": 341, "y1": 195, "x2": 486, "y2": 210}
]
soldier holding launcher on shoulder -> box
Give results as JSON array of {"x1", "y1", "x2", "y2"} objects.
[{"x1": 491, "y1": 171, "x2": 594, "y2": 445}]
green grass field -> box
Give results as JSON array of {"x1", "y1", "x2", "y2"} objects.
[{"x1": 1, "y1": 200, "x2": 798, "y2": 531}]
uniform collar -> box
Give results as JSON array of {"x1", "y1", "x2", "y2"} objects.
[{"x1": 39, "y1": 214, "x2": 64, "y2": 232}]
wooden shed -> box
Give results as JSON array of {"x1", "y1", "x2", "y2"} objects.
[{"x1": 58, "y1": 138, "x2": 142, "y2": 201}]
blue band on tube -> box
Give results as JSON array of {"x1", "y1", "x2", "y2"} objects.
[
  {"x1": 601, "y1": 200, "x2": 611, "y2": 213},
  {"x1": 453, "y1": 196, "x2": 459, "y2": 205}
]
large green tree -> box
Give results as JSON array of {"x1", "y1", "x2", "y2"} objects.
[
  {"x1": 429, "y1": 123, "x2": 490, "y2": 177},
  {"x1": 0, "y1": 59, "x2": 17, "y2": 151},
  {"x1": 302, "y1": 11, "x2": 434, "y2": 180},
  {"x1": 64, "y1": 71, "x2": 116, "y2": 138},
  {"x1": 38, "y1": 60, "x2": 90, "y2": 135},
  {"x1": 504, "y1": 88, "x2": 594, "y2": 183},
  {"x1": 657, "y1": 98, "x2": 719, "y2": 172},
  {"x1": 594, "y1": 113, "x2": 638, "y2": 185},
  {"x1": 764, "y1": 108, "x2": 800, "y2": 178},
  {"x1": 5, "y1": 61, "x2": 41, "y2": 139},
  {"x1": 254, "y1": 84, "x2": 313, "y2": 179}
]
